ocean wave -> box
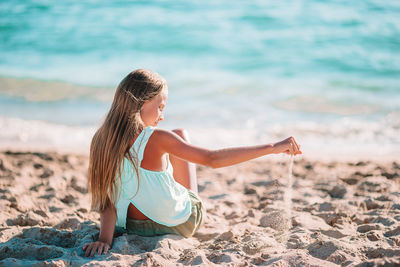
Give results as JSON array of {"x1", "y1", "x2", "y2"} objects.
[{"x1": 0, "y1": 76, "x2": 113, "y2": 102}]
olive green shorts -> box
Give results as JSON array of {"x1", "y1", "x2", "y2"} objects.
[{"x1": 126, "y1": 190, "x2": 206, "y2": 238}]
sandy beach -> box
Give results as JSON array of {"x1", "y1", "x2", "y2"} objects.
[{"x1": 0, "y1": 150, "x2": 399, "y2": 266}]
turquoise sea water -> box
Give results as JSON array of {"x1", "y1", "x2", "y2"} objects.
[{"x1": 0, "y1": 1, "x2": 399, "y2": 157}]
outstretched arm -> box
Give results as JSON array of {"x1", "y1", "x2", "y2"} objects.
[
  {"x1": 83, "y1": 205, "x2": 116, "y2": 257},
  {"x1": 155, "y1": 129, "x2": 301, "y2": 168}
]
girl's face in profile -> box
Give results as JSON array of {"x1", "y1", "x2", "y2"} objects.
[{"x1": 140, "y1": 87, "x2": 168, "y2": 127}]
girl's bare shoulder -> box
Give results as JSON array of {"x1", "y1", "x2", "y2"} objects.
[
  {"x1": 143, "y1": 128, "x2": 178, "y2": 156},
  {"x1": 150, "y1": 128, "x2": 185, "y2": 149},
  {"x1": 151, "y1": 128, "x2": 176, "y2": 142}
]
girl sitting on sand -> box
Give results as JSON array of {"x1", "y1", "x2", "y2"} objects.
[{"x1": 82, "y1": 69, "x2": 302, "y2": 257}]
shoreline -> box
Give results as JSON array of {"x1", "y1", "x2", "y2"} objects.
[{"x1": 1, "y1": 146, "x2": 399, "y2": 164}]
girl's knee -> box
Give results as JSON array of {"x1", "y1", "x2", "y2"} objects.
[{"x1": 172, "y1": 128, "x2": 190, "y2": 142}]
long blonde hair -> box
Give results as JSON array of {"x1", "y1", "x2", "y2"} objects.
[{"x1": 88, "y1": 69, "x2": 167, "y2": 212}]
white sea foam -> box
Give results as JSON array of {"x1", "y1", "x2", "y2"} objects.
[
  {"x1": 1, "y1": 112, "x2": 399, "y2": 161},
  {"x1": 0, "y1": 116, "x2": 95, "y2": 154},
  {"x1": 187, "y1": 112, "x2": 400, "y2": 161}
]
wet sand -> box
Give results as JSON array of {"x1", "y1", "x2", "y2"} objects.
[{"x1": 0, "y1": 151, "x2": 399, "y2": 266}]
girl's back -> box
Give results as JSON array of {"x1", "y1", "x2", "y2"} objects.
[
  {"x1": 127, "y1": 129, "x2": 168, "y2": 220},
  {"x1": 116, "y1": 126, "x2": 192, "y2": 229},
  {"x1": 127, "y1": 128, "x2": 174, "y2": 220}
]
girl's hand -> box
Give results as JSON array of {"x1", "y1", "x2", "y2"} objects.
[
  {"x1": 82, "y1": 241, "x2": 111, "y2": 257},
  {"x1": 273, "y1": 136, "x2": 302, "y2": 155}
]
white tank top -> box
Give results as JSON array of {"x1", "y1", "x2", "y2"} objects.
[{"x1": 114, "y1": 126, "x2": 192, "y2": 228}]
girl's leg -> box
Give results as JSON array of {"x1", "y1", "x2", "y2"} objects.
[{"x1": 169, "y1": 128, "x2": 198, "y2": 194}]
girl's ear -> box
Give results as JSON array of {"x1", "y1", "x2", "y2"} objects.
[{"x1": 136, "y1": 112, "x2": 144, "y2": 126}]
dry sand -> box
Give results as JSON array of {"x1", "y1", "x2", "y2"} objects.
[{"x1": 0, "y1": 151, "x2": 400, "y2": 266}]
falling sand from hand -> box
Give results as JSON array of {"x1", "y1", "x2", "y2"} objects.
[
  {"x1": 263, "y1": 156, "x2": 295, "y2": 244},
  {"x1": 284, "y1": 156, "x2": 294, "y2": 227}
]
